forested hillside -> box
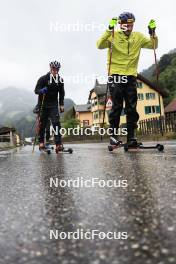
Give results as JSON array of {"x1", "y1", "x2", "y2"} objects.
[{"x1": 141, "y1": 49, "x2": 176, "y2": 105}]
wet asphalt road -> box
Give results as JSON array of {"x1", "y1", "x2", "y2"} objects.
[{"x1": 0, "y1": 142, "x2": 176, "y2": 264}]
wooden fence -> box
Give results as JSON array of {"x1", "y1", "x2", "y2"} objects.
[
  {"x1": 139, "y1": 115, "x2": 176, "y2": 135},
  {"x1": 0, "y1": 135, "x2": 10, "y2": 142}
]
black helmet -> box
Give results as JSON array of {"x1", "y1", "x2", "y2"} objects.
[
  {"x1": 118, "y1": 12, "x2": 135, "y2": 23},
  {"x1": 49, "y1": 61, "x2": 61, "y2": 69}
]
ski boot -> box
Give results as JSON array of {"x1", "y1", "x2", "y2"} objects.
[
  {"x1": 110, "y1": 136, "x2": 122, "y2": 146},
  {"x1": 108, "y1": 136, "x2": 123, "y2": 151},
  {"x1": 127, "y1": 138, "x2": 138, "y2": 147},
  {"x1": 124, "y1": 138, "x2": 141, "y2": 152},
  {"x1": 55, "y1": 144, "x2": 64, "y2": 154},
  {"x1": 39, "y1": 142, "x2": 45, "y2": 151}
]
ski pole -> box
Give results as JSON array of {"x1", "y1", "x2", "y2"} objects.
[
  {"x1": 101, "y1": 28, "x2": 115, "y2": 141},
  {"x1": 31, "y1": 118, "x2": 37, "y2": 132},
  {"x1": 32, "y1": 94, "x2": 46, "y2": 153},
  {"x1": 152, "y1": 32, "x2": 163, "y2": 136}
]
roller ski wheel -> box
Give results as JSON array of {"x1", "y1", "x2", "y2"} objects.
[
  {"x1": 46, "y1": 149, "x2": 51, "y2": 154},
  {"x1": 67, "y1": 148, "x2": 73, "y2": 154},
  {"x1": 124, "y1": 144, "x2": 129, "y2": 152},
  {"x1": 157, "y1": 144, "x2": 164, "y2": 152},
  {"x1": 108, "y1": 145, "x2": 114, "y2": 152},
  {"x1": 45, "y1": 144, "x2": 52, "y2": 154}
]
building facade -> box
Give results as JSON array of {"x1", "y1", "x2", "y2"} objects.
[
  {"x1": 165, "y1": 98, "x2": 176, "y2": 119},
  {"x1": 88, "y1": 75, "x2": 165, "y2": 128},
  {"x1": 0, "y1": 127, "x2": 20, "y2": 148},
  {"x1": 73, "y1": 104, "x2": 93, "y2": 127}
]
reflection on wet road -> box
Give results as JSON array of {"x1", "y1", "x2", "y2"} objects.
[{"x1": 0, "y1": 142, "x2": 176, "y2": 264}]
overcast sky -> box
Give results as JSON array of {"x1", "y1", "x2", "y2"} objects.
[{"x1": 0, "y1": 0, "x2": 175, "y2": 104}]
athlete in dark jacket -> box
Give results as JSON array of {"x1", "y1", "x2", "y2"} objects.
[{"x1": 34, "y1": 61, "x2": 65, "y2": 152}]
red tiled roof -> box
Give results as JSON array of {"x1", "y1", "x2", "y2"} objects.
[{"x1": 165, "y1": 99, "x2": 176, "y2": 113}]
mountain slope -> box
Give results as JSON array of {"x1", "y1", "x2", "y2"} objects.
[
  {"x1": 0, "y1": 87, "x2": 36, "y2": 123},
  {"x1": 141, "y1": 49, "x2": 176, "y2": 105},
  {"x1": 0, "y1": 87, "x2": 75, "y2": 137}
]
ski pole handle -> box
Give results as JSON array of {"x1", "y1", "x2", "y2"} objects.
[{"x1": 108, "y1": 28, "x2": 115, "y2": 77}]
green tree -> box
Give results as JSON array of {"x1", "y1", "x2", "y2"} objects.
[
  {"x1": 142, "y1": 50, "x2": 176, "y2": 106},
  {"x1": 62, "y1": 107, "x2": 80, "y2": 130}
]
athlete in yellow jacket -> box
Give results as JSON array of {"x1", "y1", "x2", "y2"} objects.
[{"x1": 97, "y1": 12, "x2": 157, "y2": 146}]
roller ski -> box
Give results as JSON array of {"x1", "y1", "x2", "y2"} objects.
[
  {"x1": 55, "y1": 144, "x2": 73, "y2": 154},
  {"x1": 124, "y1": 138, "x2": 164, "y2": 152},
  {"x1": 108, "y1": 137, "x2": 164, "y2": 152},
  {"x1": 39, "y1": 143, "x2": 51, "y2": 154},
  {"x1": 108, "y1": 137, "x2": 124, "y2": 152}
]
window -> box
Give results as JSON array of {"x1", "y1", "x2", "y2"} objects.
[
  {"x1": 83, "y1": 120, "x2": 89, "y2": 126},
  {"x1": 99, "y1": 111, "x2": 104, "y2": 118},
  {"x1": 99, "y1": 96, "x2": 105, "y2": 105},
  {"x1": 93, "y1": 111, "x2": 99, "y2": 119},
  {"x1": 145, "y1": 106, "x2": 151, "y2": 114},
  {"x1": 146, "y1": 93, "x2": 156, "y2": 100},
  {"x1": 137, "y1": 81, "x2": 143, "y2": 88},
  {"x1": 156, "y1": 106, "x2": 160, "y2": 113},
  {"x1": 145, "y1": 105, "x2": 160, "y2": 115},
  {"x1": 91, "y1": 97, "x2": 97, "y2": 107},
  {"x1": 137, "y1": 93, "x2": 144, "y2": 100}
]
